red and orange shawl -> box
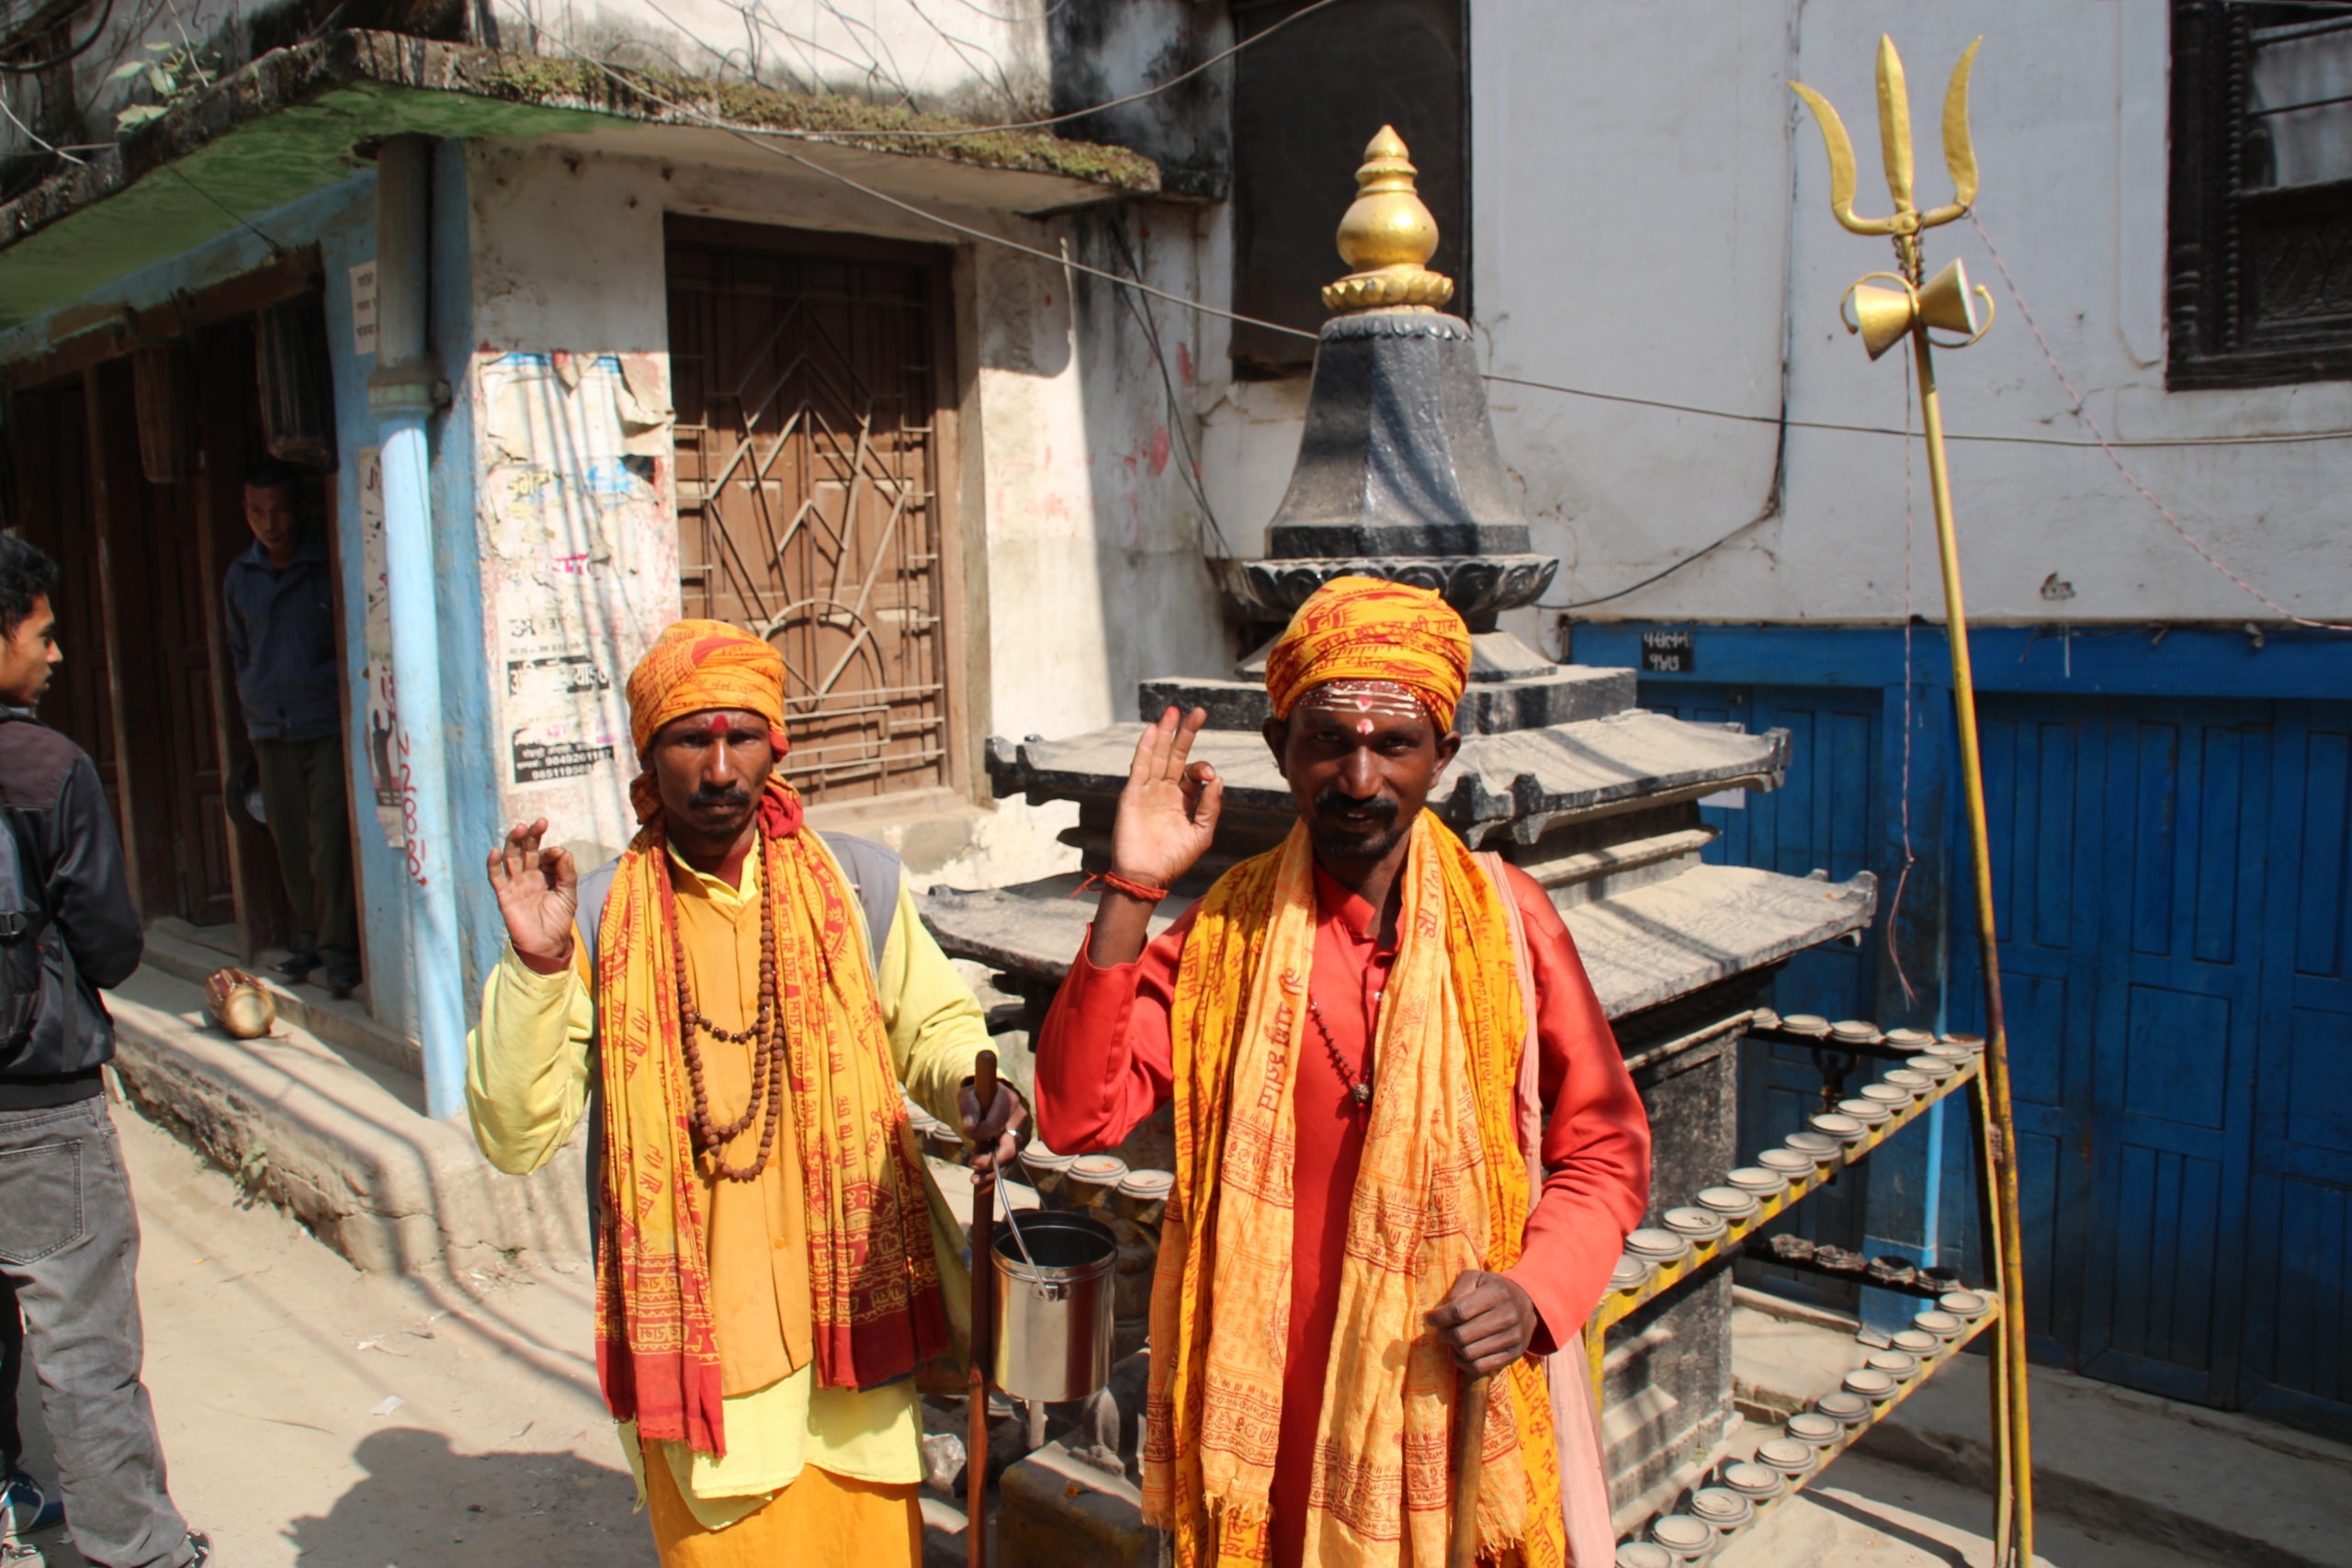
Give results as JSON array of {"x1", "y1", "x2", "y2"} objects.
[{"x1": 592, "y1": 621, "x2": 948, "y2": 1457}]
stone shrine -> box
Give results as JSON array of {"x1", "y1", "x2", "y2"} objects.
[{"x1": 917, "y1": 127, "x2": 1876, "y2": 1544}]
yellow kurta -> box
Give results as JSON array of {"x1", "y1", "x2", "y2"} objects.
[{"x1": 466, "y1": 836, "x2": 990, "y2": 1531}]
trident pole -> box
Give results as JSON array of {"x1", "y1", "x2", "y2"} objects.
[
  {"x1": 1792, "y1": 35, "x2": 2034, "y2": 1566},
  {"x1": 1909, "y1": 313, "x2": 2036, "y2": 1568}
]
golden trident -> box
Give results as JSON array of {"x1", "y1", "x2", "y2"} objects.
[{"x1": 1793, "y1": 36, "x2": 2037, "y2": 1568}]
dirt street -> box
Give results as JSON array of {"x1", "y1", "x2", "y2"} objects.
[
  {"x1": 9, "y1": 1100, "x2": 2223, "y2": 1568},
  {"x1": 12, "y1": 1099, "x2": 641, "y2": 1568}
]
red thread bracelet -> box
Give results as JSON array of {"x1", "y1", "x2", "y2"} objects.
[{"x1": 1075, "y1": 870, "x2": 1170, "y2": 903}]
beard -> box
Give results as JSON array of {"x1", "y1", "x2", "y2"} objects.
[{"x1": 1307, "y1": 787, "x2": 1404, "y2": 864}]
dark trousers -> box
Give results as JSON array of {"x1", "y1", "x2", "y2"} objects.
[
  {"x1": 0, "y1": 1098, "x2": 188, "y2": 1567},
  {"x1": 252, "y1": 735, "x2": 357, "y2": 979}
]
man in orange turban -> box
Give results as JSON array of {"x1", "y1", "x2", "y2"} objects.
[
  {"x1": 1035, "y1": 578, "x2": 1650, "y2": 1568},
  {"x1": 465, "y1": 619, "x2": 1024, "y2": 1566}
]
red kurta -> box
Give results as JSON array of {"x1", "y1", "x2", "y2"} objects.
[{"x1": 1035, "y1": 860, "x2": 1651, "y2": 1568}]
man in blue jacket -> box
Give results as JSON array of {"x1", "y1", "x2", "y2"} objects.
[
  {"x1": 223, "y1": 458, "x2": 359, "y2": 995},
  {"x1": 0, "y1": 534, "x2": 206, "y2": 1567}
]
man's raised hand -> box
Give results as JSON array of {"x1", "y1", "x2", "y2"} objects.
[
  {"x1": 487, "y1": 818, "x2": 578, "y2": 976},
  {"x1": 1109, "y1": 705, "x2": 1222, "y2": 892}
]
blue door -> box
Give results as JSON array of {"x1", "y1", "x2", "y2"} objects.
[
  {"x1": 1634, "y1": 660, "x2": 2352, "y2": 1427},
  {"x1": 1641, "y1": 683, "x2": 1883, "y2": 1306},
  {"x1": 2244, "y1": 703, "x2": 2352, "y2": 1434}
]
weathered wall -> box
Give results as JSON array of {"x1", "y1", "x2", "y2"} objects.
[{"x1": 458, "y1": 140, "x2": 1223, "y2": 886}]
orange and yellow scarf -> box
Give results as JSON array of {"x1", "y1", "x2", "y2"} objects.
[
  {"x1": 1143, "y1": 813, "x2": 1566, "y2": 1568},
  {"x1": 592, "y1": 783, "x2": 948, "y2": 1457}
]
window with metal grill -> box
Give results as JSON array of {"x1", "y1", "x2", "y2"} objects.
[{"x1": 2170, "y1": 1, "x2": 2352, "y2": 387}]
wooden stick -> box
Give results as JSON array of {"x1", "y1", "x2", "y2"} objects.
[
  {"x1": 967, "y1": 1048, "x2": 999, "y2": 1568},
  {"x1": 1448, "y1": 1368, "x2": 1492, "y2": 1568}
]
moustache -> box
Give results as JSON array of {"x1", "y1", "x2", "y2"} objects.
[
  {"x1": 686, "y1": 785, "x2": 752, "y2": 810},
  {"x1": 1310, "y1": 788, "x2": 1397, "y2": 827}
]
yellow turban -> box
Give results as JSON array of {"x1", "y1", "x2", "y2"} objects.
[
  {"x1": 1263, "y1": 575, "x2": 1472, "y2": 729},
  {"x1": 626, "y1": 619, "x2": 788, "y2": 755}
]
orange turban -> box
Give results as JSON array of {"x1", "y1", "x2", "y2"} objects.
[
  {"x1": 1263, "y1": 576, "x2": 1471, "y2": 729},
  {"x1": 626, "y1": 619, "x2": 788, "y2": 755}
]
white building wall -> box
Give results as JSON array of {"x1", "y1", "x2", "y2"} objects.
[{"x1": 1197, "y1": 1, "x2": 2352, "y2": 634}]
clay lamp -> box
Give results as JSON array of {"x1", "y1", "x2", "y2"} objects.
[
  {"x1": 1784, "y1": 1132, "x2": 1843, "y2": 1166},
  {"x1": 1663, "y1": 1206, "x2": 1728, "y2": 1247},
  {"x1": 1697, "y1": 1186, "x2": 1760, "y2": 1222}
]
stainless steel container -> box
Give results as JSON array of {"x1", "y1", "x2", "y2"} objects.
[{"x1": 990, "y1": 1210, "x2": 1119, "y2": 1403}]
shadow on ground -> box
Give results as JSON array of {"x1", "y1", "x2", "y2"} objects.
[{"x1": 278, "y1": 1430, "x2": 640, "y2": 1568}]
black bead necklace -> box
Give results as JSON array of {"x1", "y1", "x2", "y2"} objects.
[{"x1": 1306, "y1": 998, "x2": 1374, "y2": 1111}]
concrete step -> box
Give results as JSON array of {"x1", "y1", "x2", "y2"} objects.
[
  {"x1": 1733, "y1": 1293, "x2": 2352, "y2": 1568},
  {"x1": 141, "y1": 920, "x2": 421, "y2": 1077},
  {"x1": 105, "y1": 962, "x2": 588, "y2": 1273}
]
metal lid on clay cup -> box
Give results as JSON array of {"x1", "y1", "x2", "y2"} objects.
[
  {"x1": 1719, "y1": 1461, "x2": 1785, "y2": 1500},
  {"x1": 1663, "y1": 1206, "x2": 1728, "y2": 1243},
  {"x1": 1860, "y1": 1081, "x2": 1914, "y2": 1107},
  {"x1": 1757, "y1": 1437, "x2": 1816, "y2": 1477},
  {"x1": 1757, "y1": 1147, "x2": 1815, "y2": 1178},
  {"x1": 1069, "y1": 1154, "x2": 1129, "y2": 1184},
  {"x1": 1610, "y1": 1254, "x2": 1653, "y2": 1292},
  {"x1": 1809, "y1": 1111, "x2": 1868, "y2": 1144},
  {"x1": 1905, "y1": 1054, "x2": 1959, "y2": 1080},
  {"x1": 1784, "y1": 1131, "x2": 1842, "y2": 1163},
  {"x1": 1697, "y1": 1185, "x2": 1760, "y2": 1220},
  {"x1": 1866, "y1": 1348, "x2": 1921, "y2": 1381},
  {"x1": 1837, "y1": 1097, "x2": 1893, "y2": 1126},
  {"x1": 1829, "y1": 1019, "x2": 1883, "y2": 1045},
  {"x1": 1726, "y1": 1166, "x2": 1788, "y2": 1196},
  {"x1": 1891, "y1": 1328, "x2": 1940, "y2": 1357},
  {"x1": 1939, "y1": 1290, "x2": 1991, "y2": 1318},
  {"x1": 1785, "y1": 1412, "x2": 1841, "y2": 1447},
  {"x1": 1749, "y1": 1007, "x2": 1782, "y2": 1032},
  {"x1": 1649, "y1": 1515, "x2": 1715, "y2": 1558},
  {"x1": 1780, "y1": 1013, "x2": 1832, "y2": 1037},
  {"x1": 1883, "y1": 1026, "x2": 1937, "y2": 1049},
  {"x1": 1615, "y1": 1544, "x2": 1674, "y2": 1568},
  {"x1": 1625, "y1": 1228, "x2": 1692, "y2": 1263},
  {"x1": 1882, "y1": 1068, "x2": 1933, "y2": 1093},
  {"x1": 1117, "y1": 1168, "x2": 1174, "y2": 1201},
  {"x1": 1688, "y1": 1487, "x2": 1753, "y2": 1530},
  {"x1": 1813, "y1": 1391, "x2": 1871, "y2": 1426},
  {"x1": 1843, "y1": 1367, "x2": 1899, "y2": 1401},
  {"x1": 1913, "y1": 1309, "x2": 1965, "y2": 1339}
]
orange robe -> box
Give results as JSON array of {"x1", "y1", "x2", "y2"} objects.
[
  {"x1": 650, "y1": 852, "x2": 922, "y2": 1555},
  {"x1": 1035, "y1": 861, "x2": 1650, "y2": 1568}
]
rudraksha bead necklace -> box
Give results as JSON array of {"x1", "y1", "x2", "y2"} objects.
[{"x1": 662, "y1": 837, "x2": 789, "y2": 1181}]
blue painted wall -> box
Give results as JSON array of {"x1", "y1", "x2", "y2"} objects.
[{"x1": 1578, "y1": 619, "x2": 2352, "y2": 1434}]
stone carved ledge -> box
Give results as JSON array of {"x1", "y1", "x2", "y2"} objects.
[{"x1": 1227, "y1": 553, "x2": 1558, "y2": 624}]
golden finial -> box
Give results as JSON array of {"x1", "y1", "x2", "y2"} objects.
[{"x1": 1321, "y1": 125, "x2": 1455, "y2": 315}]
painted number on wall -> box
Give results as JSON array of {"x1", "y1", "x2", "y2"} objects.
[{"x1": 1641, "y1": 629, "x2": 1697, "y2": 673}]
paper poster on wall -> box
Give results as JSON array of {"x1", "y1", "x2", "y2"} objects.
[
  {"x1": 353, "y1": 447, "x2": 405, "y2": 850},
  {"x1": 475, "y1": 350, "x2": 681, "y2": 857}
]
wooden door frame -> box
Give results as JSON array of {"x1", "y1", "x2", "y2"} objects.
[{"x1": 662, "y1": 216, "x2": 978, "y2": 803}]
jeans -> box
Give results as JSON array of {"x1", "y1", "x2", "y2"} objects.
[
  {"x1": 0, "y1": 1098, "x2": 188, "y2": 1566},
  {"x1": 251, "y1": 735, "x2": 358, "y2": 981}
]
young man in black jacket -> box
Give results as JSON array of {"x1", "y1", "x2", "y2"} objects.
[{"x1": 0, "y1": 535, "x2": 205, "y2": 1567}]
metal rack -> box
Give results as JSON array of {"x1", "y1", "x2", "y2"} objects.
[{"x1": 1592, "y1": 1021, "x2": 2020, "y2": 1563}]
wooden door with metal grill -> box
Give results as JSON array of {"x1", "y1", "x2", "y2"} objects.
[{"x1": 667, "y1": 220, "x2": 953, "y2": 804}]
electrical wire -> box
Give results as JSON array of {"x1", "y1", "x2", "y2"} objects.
[{"x1": 0, "y1": 0, "x2": 117, "y2": 74}]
